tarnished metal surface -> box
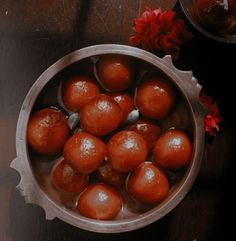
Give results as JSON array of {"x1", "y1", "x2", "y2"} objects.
[{"x1": 11, "y1": 44, "x2": 207, "y2": 233}]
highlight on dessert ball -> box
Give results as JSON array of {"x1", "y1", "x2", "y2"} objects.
[
  {"x1": 127, "y1": 162, "x2": 170, "y2": 204},
  {"x1": 97, "y1": 54, "x2": 134, "y2": 91},
  {"x1": 126, "y1": 119, "x2": 161, "y2": 152},
  {"x1": 80, "y1": 94, "x2": 123, "y2": 136},
  {"x1": 63, "y1": 131, "x2": 106, "y2": 174},
  {"x1": 27, "y1": 107, "x2": 69, "y2": 156},
  {"x1": 27, "y1": 53, "x2": 194, "y2": 221},
  {"x1": 107, "y1": 130, "x2": 148, "y2": 172},
  {"x1": 136, "y1": 78, "x2": 176, "y2": 120},
  {"x1": 62, "y1": 75, "x2": 100, "y2": 112},
  {"x1": 96, "y1": 162, "x2": 127, "y2": 187},
  {"x1": 108, "y1": 92, "x2": 135, "y2": 123},
  {"x1": 51, "y1": 159, "x2": 88, "y2": 194},
  {"x1": 153, "y1": 129, "x2": 192, "y2": 170},
  {"x1": 76, "y1": 183, "x2": 122, "y2": 220}
]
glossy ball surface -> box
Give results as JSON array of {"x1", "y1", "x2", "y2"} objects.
[
  {"x1": 127, "y1": 119, "x2": 161, "y2": 151},
  {"x1": 76, "y1": 183, "x2": 122, "y2": 220},
  {"x1": 108, "y1": 92, "x2": 134, "y2": 122},
  {"x1": 80, "y1": 94, "x2": 123, "y2": 136},
  {"x1": 97, "y1": 54, "x2": 133, "y2": 91},
  {"x1": 63, "y1": 131, "x2": 106, "y2": 174},
  {"x1": 107, "y1": 130, "x2": 148, "y2": 172},
  {"x1": 62, "y1": 75, "x2": 100, "y2": 112},
  {"x1": 136, "y1": 78, "x2": 176, "y2": 120},
  {"x1": 51, "y1": 159, "x2": 88, "y2": 194},
  {"x1": 27, "y1": 107, "x2": 69, "y2": 156},
  {"x1": 127, "y1": 162, "x2": 169, "y2": 204},
  {"x1": 96, "y1": 162, "x2": 127, "y2": 187},
  {"x1": 153, "y1": 129, "x2": 192, "y2": 170}
]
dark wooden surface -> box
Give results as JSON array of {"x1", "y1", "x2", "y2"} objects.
[{"x1": 0, "y1": 1, "x2": 235, "y2": 241}]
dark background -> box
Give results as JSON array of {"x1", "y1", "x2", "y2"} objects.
[{"x1": 0, "y1": 1, "x2": 235, "y2": 241}]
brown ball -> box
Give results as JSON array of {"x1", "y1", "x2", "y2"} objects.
[
  {"x1": 153, "y1": 129, "x2": 192, "y2": 170},
  {"x1": 96, "y1": 162, "x2": 127, "y2": 187},
  {"x1": 80, "y1": 94, "x2": 123, "y2": 136},
  {"x1": 27, "y1": 107, "x2": 69, "y2": 156},
  {"x1": 97, "y1": 54, "x2": 133, "y2": 91},
  {"x1": 62, "y1": 75, "x2": 100, "y2": 112},
  {"x1": 127, "y1": 162, "x2": 170, "y2": 204},
  {"x1": 126, "y1": 119, "x2": 161, "y2": 152},
  {"x1": 107, "y1": 130, "x2": 148, "y2": 172},
  {"x1": 51, "y1": 159, "x2": 88, "y2": 194},
  {"x1": 63, "y1": 131, "x2": 106, "y2": 174},
  {"x1": 108, "y1": 92, "x2": 134, "y2": 123},
  {"x1": 136, "y1": 78, "x2": 176, "y2": 120},
  {"x1": 76, "y1": 183, "x2": 122, "y2": 220}
]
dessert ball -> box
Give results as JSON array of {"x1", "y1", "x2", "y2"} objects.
[
  {"x1": 63, "y1": 131, "x2": 106, "y2": 174},
  {"x1": 80, "y1": 94, "x2": 123, "y2": 136},
  {"x1": 127, "y1": 162, "x2": 170, "y2": 204},
  {"x1": 51, "y1": 159, "x2": 88, "y2": 194},
  {"x1": 97, "y1": 54, "x2": 133, "y2": 91},
  {"x1": 153, "y1": 129, "x2": 192, "y2": 170},
  {"x1": 76, "y1": 183, "x2": 122, "y2": 220},
  {"x1": 27, "y1": 107, "x2": 69, "y2": 156},
  {"x1": 136, "y1": 78, "x2": 176, "y2": 120},
  {"x1": 107, "y1": 130, "x2": 148, "y2": 172},
  {"x1": 126, "y1": 119, "x2": 161, "y2": 151},
  {"x1": 108, "y1": 92, "x2": 134, "y2": 122},
  {"x1": 96, "y1": 162, "x2": 127, "y2": 187},
  {"x1": 62, "y1": 75, "x2": 100, "y2": 112}
]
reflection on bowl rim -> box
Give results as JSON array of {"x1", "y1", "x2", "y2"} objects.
[
  {"x1": 11, "y1": 44, "x2": 206, "y2": 233},
  {"x1": 179, "y1": 0, "x2": 236, "y2": 44}
]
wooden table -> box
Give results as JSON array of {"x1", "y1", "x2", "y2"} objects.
[{"x1": 0, "y1": 1, "x2": 235, "y2": 241}]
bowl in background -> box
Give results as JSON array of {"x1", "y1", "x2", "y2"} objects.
[
  {"x1": 11, "y1": 44, "x2": 206, "y2": 233},
  {"x1": 179, "y1": 0, "x2": 236, "y2": 43}
]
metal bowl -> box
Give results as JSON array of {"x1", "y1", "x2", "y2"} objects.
[
  {"x1": 179, "y1": 0, "x2": 236, "y2": 43},
  {"x1": 11, "y1": 44, "x2": 206, "y2": 233}
]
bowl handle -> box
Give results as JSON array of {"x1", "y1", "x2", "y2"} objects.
[
  {"x1": 10, "y1": 157, "x2": 56, "y2": 220},
  {"x1": 162, "y1": 55, "x2": 208, "y2": 117}
]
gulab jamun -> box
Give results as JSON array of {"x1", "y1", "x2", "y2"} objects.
[
  {"x1": 96, "y1": 162, "x2": 127, "y2": 187},
  {"x1": 153, "y1": 129, "x2": 192, "y2": 170},
  {"x1": 108, "y1": 92, "x2": 134, "y2": 122},
  {"x1": 51, "y1": 159, "x2": 88, "y2": 194},
  {"x1": 62, "y1": 75, "x2": 100, "y2": 112},
  {"x1": 107, "y1": 130, "x2": 148, "y2": 172},
  {"x1": 63, "y1": 131, "x2": 106, "y2": 174},
  {"x1": 97, "y1": 54, "x2": 133, "y2": 91},
  {"x1": 27, "y1": 107, "x2": 69, "y2": 156},
  {"x1": 126, "y1": 119, "x2": 161, "y2": 152},
  {"x1": 127, "y1": 162, "x2": 170, "y2": 205},
  {"x1": 136, "y1": 78, "x2": 176, "y2": 120},
  {"x1": 80, "y1": 94, "x2": 123, "y2": 136},
  {"x1": 76, "y1": 183, "x2": 122, "y2": 220}
]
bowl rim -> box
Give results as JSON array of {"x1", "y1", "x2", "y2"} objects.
[
  {"x1": 179, "y1": 0, "x2": 236, "y2": 44},
  {"x1": 12, "y1": 44, "x2": 206, "y2": 233}
]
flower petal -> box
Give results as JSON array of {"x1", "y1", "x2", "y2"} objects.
[{"x1": 128, "y1": 6, "x2": 192, "y2": 59}]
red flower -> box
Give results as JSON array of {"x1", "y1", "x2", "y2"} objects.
[
  {"x1": 129, "y1": 7, "x2": 193, "y2": 59},
  {"x1": 200, "y1": 91, "x2": 222, "y2": 136}
]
